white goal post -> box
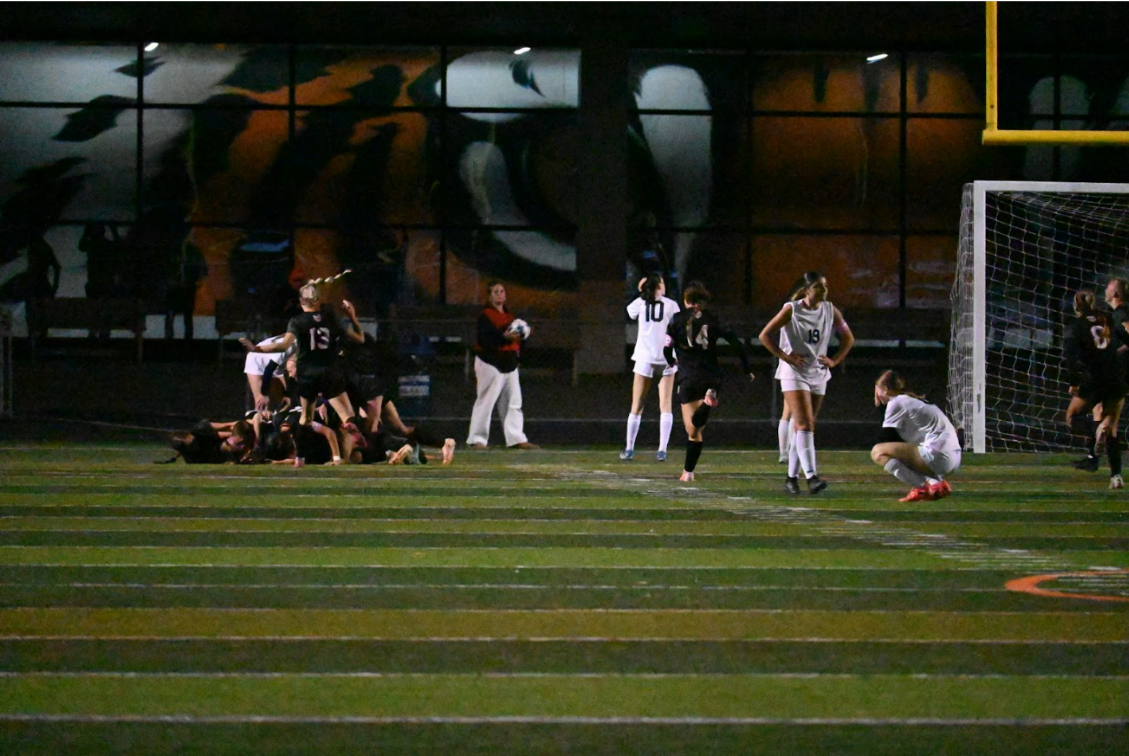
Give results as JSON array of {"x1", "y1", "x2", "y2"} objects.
[{"x1": 950, "y1": 181, "x2": 1129, "y2": 453}]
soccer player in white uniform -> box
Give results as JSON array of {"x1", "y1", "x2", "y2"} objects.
[
  {"x1": 621, "y1": 274, "x2": 681, "y2": 461},
  {"x1": 870, "y1": 370, "x2": 962, "y2": 502},
  {"x1": 759, "y1": 271, "x2": 854, "y2": 494}
]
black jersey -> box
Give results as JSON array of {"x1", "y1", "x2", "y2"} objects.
[
  {"x1": 1110, "y1": 305, "x2": 1129, "y2": 352},
  {"x1": 287, "y1": 306, "x2": 349, "y2": 372},
  {"x1": 664, "y1": 308, "x2": 750, "y2": 378},
  {"x1": 1064, "y1": 312, "x2": 1123, "y2": 387}
]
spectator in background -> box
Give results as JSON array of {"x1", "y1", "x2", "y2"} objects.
[
  {"x1": 466, "y1": 281, "x2": 537, "y2": 450},
  {"x1": 79, "y1": 223, "x2": 123, "y2": 300}
]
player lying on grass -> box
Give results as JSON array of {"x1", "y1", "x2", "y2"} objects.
[
  {"x1": 870, "y1": 370, "x2": 961, "y2": 502},
  {"x1": 166, "y1": 419, "x2": 257, "y2": 464}
]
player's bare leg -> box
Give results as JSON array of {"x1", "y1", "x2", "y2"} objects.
[{"x1": 441, "y1": 438, "x2": 456, "y2": 465}]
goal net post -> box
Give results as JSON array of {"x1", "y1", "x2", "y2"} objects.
[{"x1": 950, "y1": 181, "x2": 1129, "y2": 453}]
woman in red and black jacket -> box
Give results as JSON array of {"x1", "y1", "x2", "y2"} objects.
[{"x1": 466, "y1": 281, "x2": 538, "y2": 449}]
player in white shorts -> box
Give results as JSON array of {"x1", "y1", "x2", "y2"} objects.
[
  {"x1": 759, "y1": 271, "x2": 854, "y2": 495},
  {"x1": 870, "y1": 370, "x2": 962, "y2": 502},
  {"x1": 621, "y1": 274, "x2": 681, "y2": 461}
]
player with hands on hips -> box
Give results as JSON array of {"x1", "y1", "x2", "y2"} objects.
[{"x1": 758, "y1": 271, "x2": 854, "y2": 495}]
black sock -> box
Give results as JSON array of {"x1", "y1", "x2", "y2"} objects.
[
  {"x1": 1109, "y1": 436, "x2": 1122, "y2": 476},
  {"x1": 691, "y1": 404, "x2": 711, "y2": 428},
  {"x1": 1087, "y1": 418, "x2": 1098, "y2": 457},
  {"x1": 684, "y1": 440, "x2": 704, "y2": 472}
]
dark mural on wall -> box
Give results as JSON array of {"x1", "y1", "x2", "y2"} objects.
[{"x1": 1, "y1": 42, "x2": 1129, "y2": 334}]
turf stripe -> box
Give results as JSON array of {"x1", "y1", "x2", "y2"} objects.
[
  {"x1": 0, "y1": 674, "x2": 1125, "y2": 719},
  {"x1": 2, "y1": 517, "x2": 1124, "y2": 539},
  {"x1": 0, "y1": 583, "x2": 1114, "y2": 612},
  {"x1": 0, "y1": 566, "x2": 1045, "y2": 590},
  {"x1": 2, "y1": 608, "x2": 1126, "y2": 641},
  {"x1": 4, "y1": 639, "x2": 1126, "y2": 676}
]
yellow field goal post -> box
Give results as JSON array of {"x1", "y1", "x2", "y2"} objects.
[{"x1": 983, "y1": 0, "x2": 1129, "y2": 146}]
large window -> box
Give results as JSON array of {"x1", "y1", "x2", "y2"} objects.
[{"x1": 0, "y1": 42, "x2": 581, "y2": 327}]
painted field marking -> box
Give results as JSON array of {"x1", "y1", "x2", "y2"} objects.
[{"x1": 1006, "y1": 570, "x2": 1129, "y2": 603}]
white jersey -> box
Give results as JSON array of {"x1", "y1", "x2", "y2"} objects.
[
  {"x1": 883, "y1": 394, "x2": 961, "y2": 453},
  {"x1": 627, "y1": 296, "x2": 680, "y2": 364},
  {"x1": 776, "y1": 299, "x2": 836, "y2": 382}
]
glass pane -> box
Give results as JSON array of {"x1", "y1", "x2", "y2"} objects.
[
  {"x1": 444, "y1": 111, "x2": 580, "y2": 230},
  {"x1": 294, "y1": 46, "x2": 440, "y2": 107},
  {"x1": 446, "y1": 48, "x2": 579, "y2": 112},
  {"x1": 905, "y1": 118, "x2": 1023, "y2": 230},
  {"x1": 751, "y1": 116, "x2": 900, "y2": 230},
  {"x1": 143, "y1": 43, "x2": 287, "y2": 104},
  {"x1": 630, "y1": 51, "x2": 747, "y2": 112},
  {"x1": 289, "y1": 109, "x2": 434, "y2": 226},
  {"x1": 624, "y1": 229, "x2": 747, "y2": 305},
  {"x1": 143, "y1": 109, "x2": 292, "y2": 225},
  {"x1": 906, "y1": 235, "x2": 957, "y2": 310},
  {"x1": 751, "y1": 234, "x2": 901, "y2": 310},
  {"x1": 1060, "y1": 55, "x2": 1129, "y2": 120},
  {"x1": 0, "y1": 106, "x2": 137, "y2": 224},
  {"x1": 0, "y1": 43, "x2": 138, "y2": 103},
  {"x1": 628, "y1": 115, "x2": 747, "y2": 228},
  {"x1": 906, "y1": 54, "x2": 984, "y2": 114},
  {"x1": 290, "y1": 226, "x2": 440, "y2": 318},
  {"x1": 997, "y1": 54, "x2": 1057, "y2": 126},
  {"x1": 752, "y1": 52, "x2": 900, "y2": 112},
  {"x1": 445, "y1": 227, "x2": 577, "y2": 296},
  {"x1": 194, "y1": 226, "x2": 294, "y2": 312}
]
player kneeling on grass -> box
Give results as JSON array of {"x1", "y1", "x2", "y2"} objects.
[{"x1": 870, "y1": 370, "x2": 961, "y2": 502}]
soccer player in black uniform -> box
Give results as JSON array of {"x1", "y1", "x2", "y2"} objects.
[
  {"x1": 1064, "y1": 289, "x2": 1127, "y2": 489},
  {"x1": 663, "y1": 281, "x2": 755, "y2": 482},
  {"x1": 241, "y1": 283, "x2": 365, "y2": 465}
]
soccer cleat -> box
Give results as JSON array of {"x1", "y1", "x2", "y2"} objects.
[
  {"x1": 679, "y1": 471, "x2": 695, "y2": 482},
  {"x1": 656, "y1": 450, "x2": 667, "y2": 462},
  {"x1": 1111, "y1": 474, "x2": 1124, "y2": 490},
  {"x1": 703, "y1": 388, "x2": 719, "y2": 407},
  {"x1": 806, "y1": 475, "x2": 828, "y2": 495},
  {"x1": 619, "y1": 449, "x2": 634, "y2": 461},
  {"x1": 778, "y1": 456, "x2": 788, "y2": 464},
  {"x1": 1073, "y1": 455, "x2": 1100, "y2": 472},
  {"x1": 899, "y1": 486, "x2": 936, "y2": 502},
  {"x1": 784, "y1": 476, "x2": 801, "y2": 495},
  {"x1": 928, "y1": 480, "x2": 953, "y2": 499}
]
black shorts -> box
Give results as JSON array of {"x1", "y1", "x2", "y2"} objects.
[
  {"x1": 347, "y1": 373, "x2": 390, "y2": 409},
  {"x1": 677, "y1": 371, "x2": 720, "y2": 405},
  {"x1": 1078, "y1": 377, "x2": 1128, "y2": 405},
  {"x1": 297, "y1": 364, "x2": 348, "y2": 402}
]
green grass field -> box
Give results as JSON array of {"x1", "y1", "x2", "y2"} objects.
[{"x1": 0, "y1": 442, "x2": 1126, "y2": 754}]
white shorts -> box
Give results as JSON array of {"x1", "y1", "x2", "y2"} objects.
[
  {"x1": 780, "y1": 377, "x2": 827, "y2": 396},
  {"x1": 244, "y1": 335, "x2": 290, "y2": 375},
  {"x1": 920, "y1": 446, "x2": 961, "y2": 478},
  {"x1": 634, "y1": 361, "x2": 677, "y2": 378}
]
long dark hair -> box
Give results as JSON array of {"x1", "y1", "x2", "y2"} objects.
[
  {"x1": 1073, "y1": 289, "x2": 1097, "y2": 316},
  {"x1": 640, "y1": 274, "x2": 664, "y2": 304}
]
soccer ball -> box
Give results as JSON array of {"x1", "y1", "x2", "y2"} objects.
[{"x1": 505, "y1": 318, "x2": 530, "y2": 340}]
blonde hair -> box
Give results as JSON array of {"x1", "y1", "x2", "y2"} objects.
[
  {"x1": 299, "y1": 284, "x2": 320, "y2": 306},
  {"x1": 876, "y1": 369, "x2": 925, "y2": 400}
]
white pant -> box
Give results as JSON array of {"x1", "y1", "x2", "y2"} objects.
[{"x1": 467, "y1": 356, "x2": 528, "y2": 447}]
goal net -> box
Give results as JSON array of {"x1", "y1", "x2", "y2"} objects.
[{"x1": 950, "y1": 182, "x2": 1129, "y2": 453}]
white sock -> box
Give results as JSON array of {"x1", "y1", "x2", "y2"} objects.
[
  {"x1": 659, "y1": 412, "x2": 674, "y2": 452},
  {"x1": 885, "y1": 459, "x2": 928, "y2": 488},
  {"x1": 777, "y1": 419, "x2": 791, "y2": 460},
  {"x1": 788, "y1": 436, "x2": 801, "y2": 478},
  {"x1": 626, "y1": 413, "x2": 642, "y2": 451},
  {"x1": 794, "y1": 430, "x2": 818, "y2": 479}
]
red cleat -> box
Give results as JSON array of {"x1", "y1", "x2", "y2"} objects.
[
  {"x1": 899, "y1": 486, "x2": 936, "y2": 502},
  {"x1": 929, "y1": 480, "x2": 952, "y2": 499}
]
